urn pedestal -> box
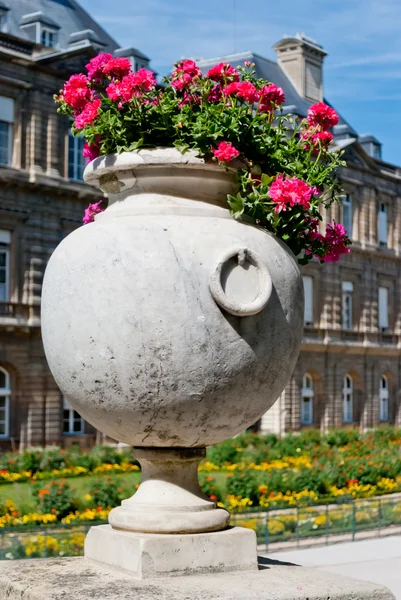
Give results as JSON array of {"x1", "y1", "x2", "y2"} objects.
[{"x1": 41, "y1": 148, "x2": 304, "y2": 576}]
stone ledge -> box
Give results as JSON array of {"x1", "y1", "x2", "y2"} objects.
[{"x1": 0, "y1": 556, "x2": 395, "y2": 600}]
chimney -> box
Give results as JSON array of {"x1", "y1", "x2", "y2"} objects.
[{"x1": 273, "y1": 33, "x2": 327, "y2": 103}]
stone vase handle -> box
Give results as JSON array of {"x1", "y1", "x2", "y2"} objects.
[{"x1": 209, "y1": 247, "x2": 272, "y2": 317}]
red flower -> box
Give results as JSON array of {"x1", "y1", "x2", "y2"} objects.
[
  {"x1": 269, "y1": 174, "x2": 316, "y2": 213},
  {"x1": 320, "y1": 222, "x2": 351, "y2": 263},
  {"x1": 258, "y1": 84, "x2": 285, "y2": 113},
  {"x1": 83, "y1": 136, "x2": 101, "y2": 163},
  {"x1": 63, "y1": 74, "x2": 92, "y2": 110},
  {"x1": 301, "y1": 128, "x2": 333, "y2": 152},
  {"x1": 86, "y1": 53, "x2": 113, "y2": 81},
  {"x1": 307, "y1": 102, "x2": 339, "y2": 131},
  {"x1": 75, "y1": 99, "x2": 102, "y2": 129},
  {"x1": 102, "y1": 57, "x2": 132, "y2": 80},
  {"x1": 171, "y1": 60, "x2": 201, "y2": 90},
  {"x1": 224, "y1": 81, "x2": 258, "y2": 103},
  {"x1": 209, "y1": 495, "x2": 218, "y2": 501},
  {"x1": 207, "y1": 85, "x2": 223, "y2": 103},
  {"x1": 212, "y1": 141, "x2": 240, "y2": 162},
  {"x1": 207, "y1": 62, "x2": 240, "y2": 84},
  {"x1": 83, "y1": 201, "x2": 104, "y2": 225},
  {"x1": 107, "y1": 70, "x2": 156, "y2": 103}
]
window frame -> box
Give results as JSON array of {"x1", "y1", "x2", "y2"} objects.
[
  {"x1": 378, "y1": 286, "x2": 389, "y2": 331},
  {"x1": 301, "y1": 373, "x2": 314, "y2": 425},
  {"x1": 67, "y1": 128, "x2": 85, "y2": 181},
  {"x1": 341, "y1": 281, "x2": 353, "y2": 331},
  {"x1": 342, "y1": 195, "x2": 353, "y2": 239},
  {"x1": 38, "y1": 26, "x2": 57, "y2": 48},
  {"x1": 342, "y1": 374, "x2": 353, "y2": 424},
  {"x1": 63, "y1": 398, "x2": 84, "y2": 435},
  {"x1": 379, "y1": 375, "x2": 389, "y2": 422},
  {"x1": 378, "y1": 202, "x2": 388, "y2": 246},
  {"x1": 303, "y1": 275, "x2": 313, "y2": 326},
  {"x1": 0, "y1": 367, "x2": 10, "y2": 439},
  {"x1": 0, "y1": 96, "x2": 14, "y2": 167}
]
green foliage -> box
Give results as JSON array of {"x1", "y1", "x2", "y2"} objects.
[
  {"x1": 33, "y1": 480, "x2": 75, "y2": 518},
  {"x1": 226, "y1": 470, "x2": 260, "y2": 504},
  {"x1": 87, "y1": 476, "x2": 126, "y2": 508}
]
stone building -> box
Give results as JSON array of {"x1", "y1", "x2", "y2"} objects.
[
  {"x1": 0, "y1": 0, "x2": 151, "y2": 449},
  {"x1": 198, "y1": 34, "x2": 401, "y2": 434}
]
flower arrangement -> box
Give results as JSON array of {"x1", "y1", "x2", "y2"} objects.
[{"x1": 55, "y1": 54, "x2": 351, "y2": 264}]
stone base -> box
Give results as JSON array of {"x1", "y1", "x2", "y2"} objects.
[
  {"x1": 84, "y1": 525, "x2": 258, "y2": 578},
  {"x1": 0, "y1": 556, "x2": 395, "y2": 600}
]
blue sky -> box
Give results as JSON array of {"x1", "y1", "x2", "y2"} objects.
[{"x1": 82, "y1": 0, "x2": 401, "y2": 165}]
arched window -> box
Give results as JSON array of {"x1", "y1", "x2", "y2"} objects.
[
  {"x1": 63, "y1": 398, "x2": 84, "y2": 435},
  {"x1": 0, "y1": 367, "x2": 10, "y2": 437},
  {"x1": 301, "y1": 373, "x2": 314, "y2": 425},
  {"x1": 343, "y1": 375, "x2": 353, "y2": 423},
  {"x1": 380, "y1": 376, "x2": 389, "y2": 422}
]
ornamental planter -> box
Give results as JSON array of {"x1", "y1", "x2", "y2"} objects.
[{"x1": 41, "y1": 148, "x2": 304, "y2": 535}]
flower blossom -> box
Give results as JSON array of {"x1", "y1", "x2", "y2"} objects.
[
  {"x1": 258, "y1": 84, "x2": 285, "y2": 113},
  {"x1": 171, "y1": 60, "x2": 201, "y2": 90},
  {"x1": 86, "y1": 53, "x2": 113, "y2": 81},
  {"x1": 83, "y1": 137, "x2": 101, "y2": 163},
  {"x1": 63, "y1": 74, "x2": 92, "y2": 110},
  {"x1": 212, "y1": 141, "x2": 240, "y2": 162},
  {"x1": 83, "y1": 201, "x2": 104, "y2": 225},
  {"x1": 207, "y1": 85, "x2": 223, "y2": 103},
  {"x1": 224, "y1": 81, "x2": 258, "y2": 103},
  {"x1": 75, "y1": 99, "x2": 102, "y2": 129},
  {"x1": 102, "y1": 57, "x2": 132, "y2": 80},
  {"x1": 320, "y1": 222, "x2": 350, "y2": 262},
  {"x1": 106, "y1": 69, "x2": 156, "y2": 103},
  {"x1": 269, "y1": 175, "x2": 316, "y2": 213},
  {"x1": 207, "y1": 62, "x2": 240, "y2": 83},
  {"x1": 301, "y1": 128, "x2": 333, "y2": 153},
  {"x1": 307, "y1": 102, "x2": 339, "y2": 131}
]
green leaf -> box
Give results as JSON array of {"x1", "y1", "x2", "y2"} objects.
[
  {"x1": 227, "y1": 194, "x2": 245, "y2": 219},
  {"x1": 173, "y1": 141, "x2": 190, "y2": 154},
  {"x1": 261, "y1": 173, "x2": 274, "y2": 186}
]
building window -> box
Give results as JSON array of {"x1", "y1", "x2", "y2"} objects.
[
  {"x1": 63, "y1": 398, "x2": 84, "y2": 435},
  {"x1": 0, "y1": 97, "x2": 14, "y2": 167},
  {"x1": 342, "y1": 195, "x2": 352, "y2": 238},
  {"x1": 0, "y1": 230, "x2": 11, "y2": 302},
  {"x1": 0, "y1": 10, "x2": 8, "y2": 33},
  {"x1": 378, "y1": 286, "x2": 389, "y2": 330},
  {"x1": 343, "y1": 375, "x2": 353, "y2": 423},
  {"x1": 379, "y1": 376, "x2": 389, "y2": 422},
  {"x1": 40, "y1": 27, "x2": 57, "y2": 47},
  {"x1": 342, "y1": 281, "x2": 353, "y2": 330},
  {"x1": 303, "y1": 276, "x2": 313, "y2": 325},
  {"x1": 378, "y1": 203, "x2": 387, "y2": 246},
  {"x1": 301, "y1": 373, "x2": 314, "y2": 425},
  {"x1": 0, "y1": 368, "x2": 10, "y2": 438},
  {"x1": 68, "y1": 130, "x2": 85, "y2": 181}
]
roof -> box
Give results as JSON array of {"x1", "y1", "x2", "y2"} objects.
[
  {"x1": 197, "y1": 49, "x2": 384, "y2": 162},
  {"x1": 6, "y1": 0, "x2": 119, "y2": 52}
]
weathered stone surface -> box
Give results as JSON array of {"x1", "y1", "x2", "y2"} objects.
[
  {"x1": 85, "y1": 525, "x2": 257, "y2": 577},
  {"x1": 0, "y1": 556, "x2": 395, "y2": 599},
  {"x1": 41, "y1": 149, "x2": 304, "y2": 450}
]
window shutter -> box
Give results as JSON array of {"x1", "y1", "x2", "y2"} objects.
[
  {"x1": 303, "y1": 276, "x2": 313, "y2": 324},
  {"x1": 378, "y1": 287, "x2": 389, "y2": 329}
]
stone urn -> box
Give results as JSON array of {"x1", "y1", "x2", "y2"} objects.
[{"x1": 41, "y1": 148, "x2": 303, "y2": 536}]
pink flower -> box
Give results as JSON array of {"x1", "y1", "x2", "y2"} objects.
[
  {"x1": 63, "y1": 74, "x2": 92, "y2": 110},
  {"x1": 171, "y1": 60, "x2": 201, "y2": 90},
  {"x1": 207, "y1": 85, "x2": 223, "y2": 103},
  {"x1": 86, "y1": 53, "x2": 113, "y2": 81},
  {"x1": 83, "y1": 137, "x2": 101, "y2": 163},
  {"x1": 224, "y1": 81, "x2": 259, "y2": 103},
  {"x1": 301, "y1": 128, "x2": 333, "y2": 152},
  {"x1": 207, "y1": 62, "x2": 240, "y2": 83},
  {"x1": 320, "y1": 222, "x2": 350, "y2": 262},
  {"x1": 106, "y1": 69, "x2": 156, "y2": 104},
  {"x1": 244, "y1": 60, "x2": 251, "y2": 67},
  {"x1": 258, "y1": 84, "x2": 285, "y2": 113},
  {"x1": 212, "y1": 141, "x2": 240, "y2": 162},
  {"x1": 83, "y1": 201, "x2": 104, "y2": 225},
  {"x1": 307, "y1": 102, "x2": 339, "y2": 131},
  {"x1": 75, "y1": 99, "x2": 102, "y2": 129},
  {"x1": 102, "y1": 57, "x2": 132, "y2": 80},
  {"x1": 269, "y1": 175, "x2": 316, "y2": 213}
]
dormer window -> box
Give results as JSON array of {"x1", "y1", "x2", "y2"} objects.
[
  {"x1": 40, "y1": 27, "x2": 57, "y2": 47},
  {"x1": 0, "y1": 2, "x2": 9, "y2": 33}
]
